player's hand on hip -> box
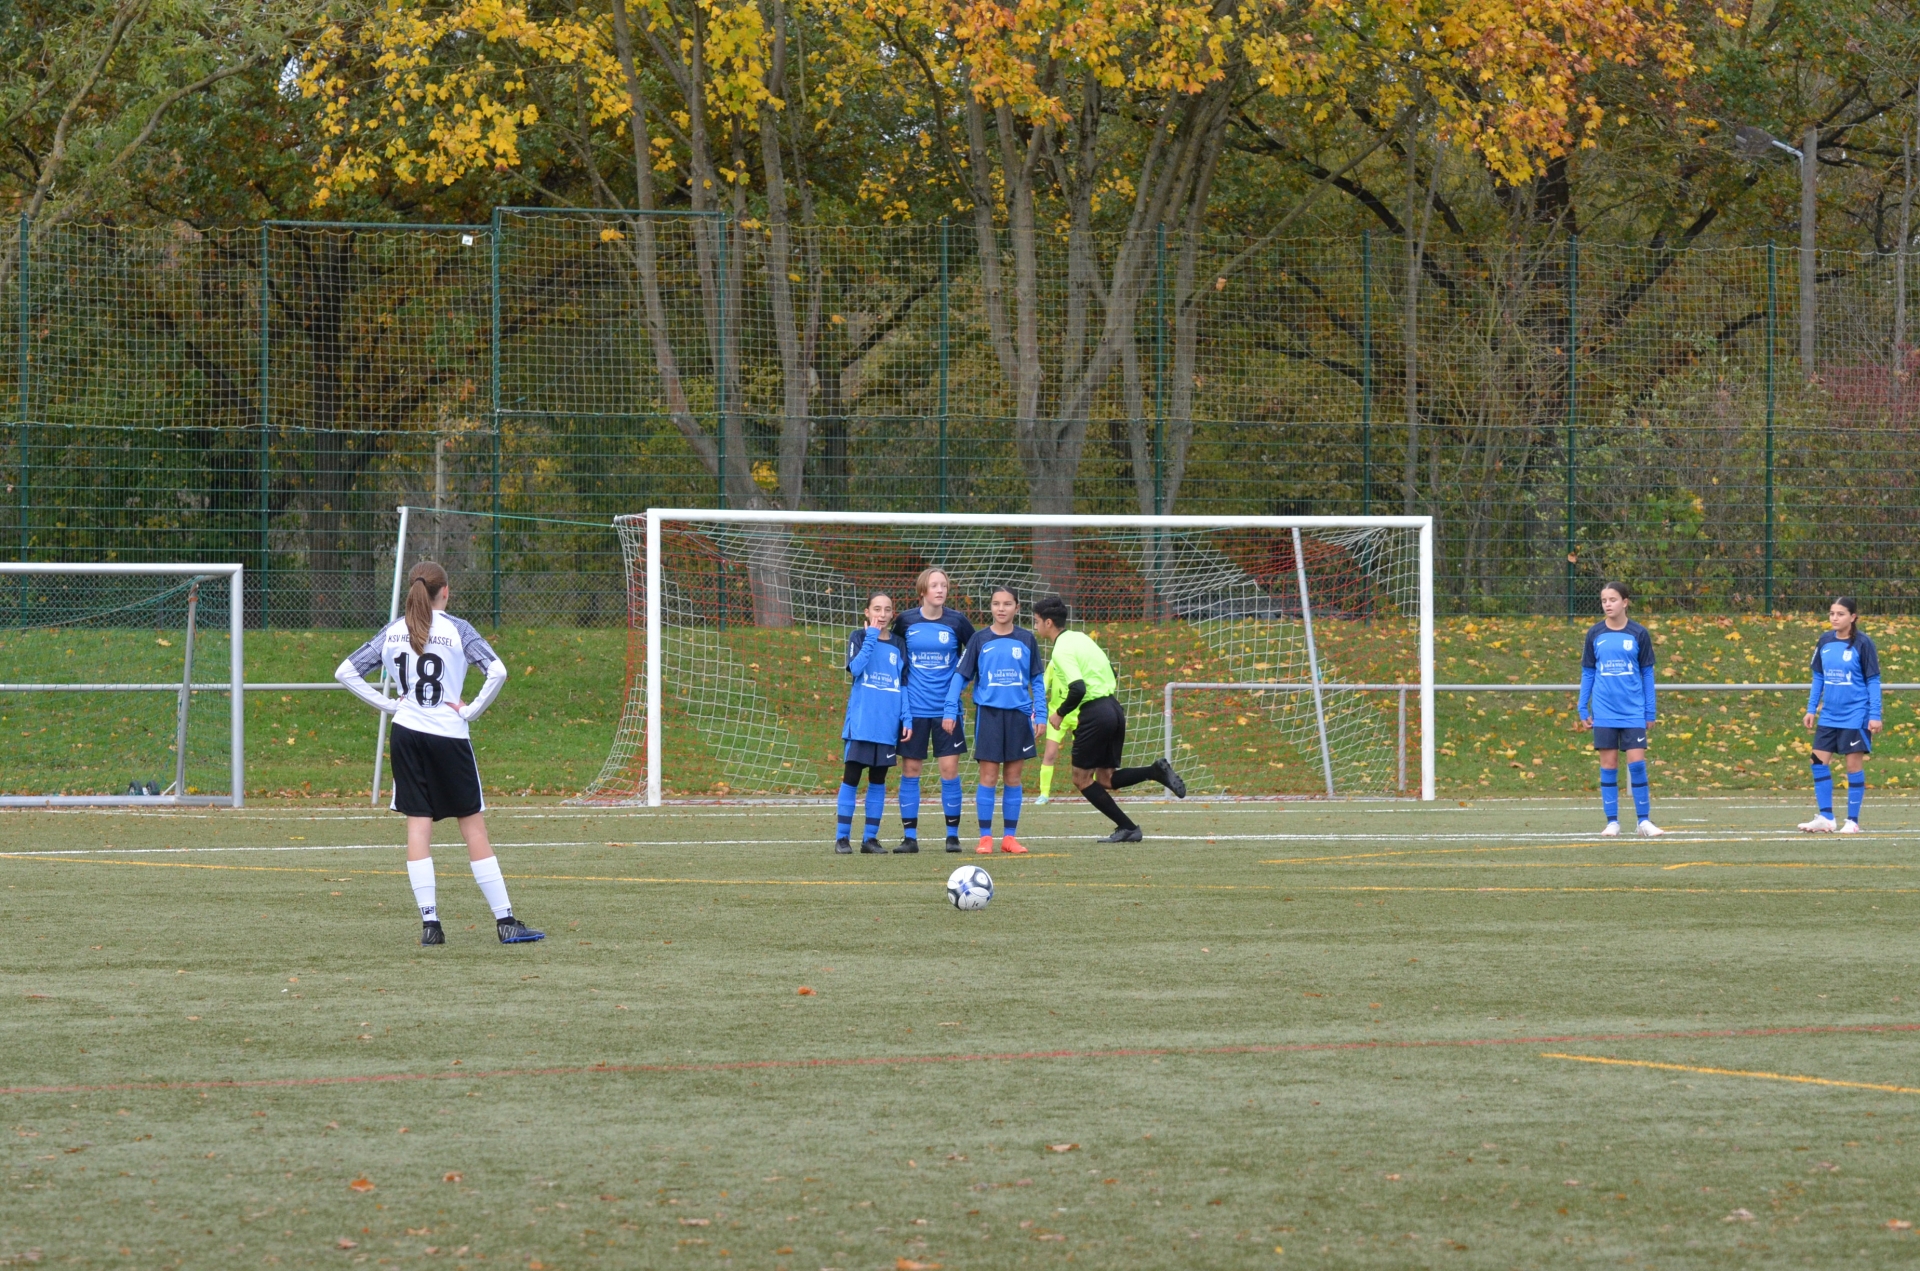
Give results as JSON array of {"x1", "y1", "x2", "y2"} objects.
[
  {"x1": 1803, "y1": 711, "x2": 1818, "y2": 730},
  {"x1": 941, "y1": 717, "x2": 955, "y2": 734}
]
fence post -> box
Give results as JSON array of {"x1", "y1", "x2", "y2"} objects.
[
  {"x1": 489, "y1": 208, "x2": 503, "y2": 627},
  {"x1": 938, "y1": 217, "x2": 949, "y2": 514},
  {"x1": 1361, "y1": 231, "x2": 1372, "y2": 517},
  {"x1": 1153, "y1": 223, "x2": 1167, "y2": 516},
  {"x1": 1765, "y1": 241, "x2": 1776, "y2": 615},
  {"x1": 715, "y1": 212, "x2": 729, "y2": 511},
  {"x1": 1564, "y1": 235, "x2": 1578, "y2": 621},
  {"x1": 257, "y1": 225, "x2": 271, "y2": 628},
  {"x1": 16, "y1": 214, "x2": 28, "y2": 563}
]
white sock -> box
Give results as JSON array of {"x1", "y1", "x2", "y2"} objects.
[
  {"x1": 470, "y1": 855, "x2": 513, "y2": 919},
  {"x1": 406, "y1": 858, "x2": 437, "y2": 922}
]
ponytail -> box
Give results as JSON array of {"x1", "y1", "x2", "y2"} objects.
[{"x1": 404, "y1": 561, "x2": 449, "y2": 654}]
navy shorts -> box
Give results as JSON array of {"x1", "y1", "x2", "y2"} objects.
[
  {"x1": 973, "y1": 705, "x2": 1039, "y2": 764},
  {"x1": 902, "y1": 716, "x2": 968, "y2": 761},
  {"x1": 1814, "y1": 725, "x2": 1873, "y2": 756},
  {"x1": 1591, "y1": 725, "x2": 1648, "y2": 752},
  {"x1": 843, "y1": 739, "x2": 898, "y2": 769}
]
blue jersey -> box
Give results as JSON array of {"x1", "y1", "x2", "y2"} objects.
[
  {"x1": 945, "y1": 625, "x2": 1046, "y2": 724},
  {"x1": 1808, "y1": 630, "x2": 1882, "y2": 729},
  {"x1": 892, "y1": 605, "x2": 976, "y2": 720},
  {"x1": 842, "y1": 626, "x2": 911, "y2": 744},
  {"x1": 1578, "y1": 620, "x2": 1656, "y2": 728}
]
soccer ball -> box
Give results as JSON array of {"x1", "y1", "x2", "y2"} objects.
[{"x1": 946, "y1": 865, "x2": 993, "y2": 910}]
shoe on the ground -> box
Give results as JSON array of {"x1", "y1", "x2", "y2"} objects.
[
  {"x1": 834, "y1": 837, "x2": 853, "y2": 854},
  {"x1": 1153, "y1": 757, "x2": 1188, "y2": 799},
  {"x1": 1035, "y1": 795, "x2": 1050, "y2": 805},
  {"x1": 145, "y1": 781, "x2": 163, "y2": 797},
  {"x1": 860, "y1": 837, "x2": 887, "y2": 854},
  {"x1": 1799, "y1": 814, "x2": 1837, "y2": 833},
  {"x1": 126, "y1": 781, "x2": 144, "y2": 797},
  {"x1": 945, "y1": 835, "x2": 962, "y2": 853},
  {"x1": 893, "y1": 839, "x2": 920, "y2": 854},
  {"x1": 1839, "y1": 819, "x2": 1862, "y2": 834},
  {"x1": 1637, "y1": 820, "x2": 1665, "y2": 838},
  {"x1": 975, "y1": 835, "x2": 995, "y2": 855},
  {"x1": 999, "y1": 836, "x2": 1028, "y2": 855},
  {"x1": 420, "y1": 920, "x2": 445, "y2": 946},
  {"x1": 496, "y1": 917, "x2": 544, "y2": 944},
  {"x1": 1599, "y1": 820, "x2": 1620, "y2": 838},
  {"x1": 1099, "y1": 826, "x2": 1144, "y2": 843}
]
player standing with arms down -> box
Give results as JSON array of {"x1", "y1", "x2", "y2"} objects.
[
  {"x1": 1799, "y1": 597, "x2": 1881, "y2": 834},
  {"x1": 944, "y1": 587, "x2": 1044, "y2": 855},
  {"x1": 334, "y1": 562, "x2": 544, "y2": 945},
  {"x1": 1031, "y1": 597, "x2": 1186, "y2": 841},
  {"x1": 1576, "y1": 581, "x2": 1664, "y2": 838},
  {"x1": 837, "y1": 591, "x2": 914, "y2": 854},
  {"x1": 892, "y1": 569, "x2": 976, "y2": 852}
]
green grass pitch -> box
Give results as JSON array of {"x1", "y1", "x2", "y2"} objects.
[{"x1": 5, "y1": 797, "x2": 1920, "y2": 1267}]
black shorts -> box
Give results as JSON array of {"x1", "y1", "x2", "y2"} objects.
[
  {"x1": 843, "y1": 739, "x2": 898, "y2": 769},
  {"x1": 902, "y1": 716, "x2": 967, "y2": 761},
  {"x1": 1591, "y1": 725, "x2": 1648, "y2": 752},
  {"x1": 1070, "y1": 695, "x2": 1127, "y2": 770},
  {"x1": 973, "y1": 705, "x2": 1038, "y2": 764},
  {"x1": 1814, "y1": 725, "x2": 1873, "y2": 756},
  {"x1": 389, "y1": 722, "x2": 486, "y2": 820}
]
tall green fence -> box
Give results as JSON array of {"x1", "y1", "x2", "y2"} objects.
[{"x1": 4, "y1": 210, "x2": 1918, "y2": 626}]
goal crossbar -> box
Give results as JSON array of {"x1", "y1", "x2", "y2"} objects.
[
  {"x1": 0, "y1": 562, "x2": 246, "y2": 808},
  {"x1": 628, "y1": 510, "x2": 1436, "y2": 805}
]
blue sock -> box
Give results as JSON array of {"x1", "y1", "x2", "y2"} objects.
[
  {"x1": 835, "y1": 782, "x2": 857, "y2": 841},
  {"x1": 941, "y1": 776, "x2": 963, "y2": 832},
  {"x1": 864, "y1": 779, "x2": 886, "y2": 841},
  {"x1": 1847, "y1": 772, "x2": 1865, "y2": 824},
  {"x1": 898, "y1": 776, "x2": 921, "y2": 840},
  {"x1": 1628, "y1": 759, "x2": 1650, "y2": 822},
  {"x1": 976, "y1": 783, "x2": 996, "y2": 836},
  {"x1": 1812, "y1": 761, "x2": 1833, "y2": 817},
  {"x1": 1003, "y1": 785, "x2": 1023, "y2": 836},
  {"x1": 1599, "y1": 767, "x2": 1619, "y2": 822}
]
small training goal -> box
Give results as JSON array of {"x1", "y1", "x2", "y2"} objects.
[
  {"x1": 0, "y1": 563, "x2": 245, "y2": 807},
  {"x1": 578, "y1": 513, "x2": 1433, "y2": 805}
]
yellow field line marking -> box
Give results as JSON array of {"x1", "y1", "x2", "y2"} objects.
[
  {"x1": 1543, "y1": 1052, "x2": 1920, "y2": 1095},
  {"x1": 1300, "y1": 885, "x2": 1920, "y2": 895}
]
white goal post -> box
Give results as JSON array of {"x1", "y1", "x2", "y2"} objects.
[
  {"x1": 0, "y1": 563, "x2": 246, "y2": 807},
  {"x1": 592, "y1": 511, "x2": 1433, "y2": 806}
]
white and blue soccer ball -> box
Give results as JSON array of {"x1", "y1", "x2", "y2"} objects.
[{"x1": 946, "y1": 865, "x2": 993, "y2": 910}]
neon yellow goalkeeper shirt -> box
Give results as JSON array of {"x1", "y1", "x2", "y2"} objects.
[{"x1": 1046, "y1": 629, "x2": 1117, "y2": 718}]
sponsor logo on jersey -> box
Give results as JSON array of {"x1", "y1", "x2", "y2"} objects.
[{"x1": 986, "y1": 668, "x2": 1024, "y2": 688}]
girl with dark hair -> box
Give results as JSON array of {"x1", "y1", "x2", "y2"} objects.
[
  {"x1": 335, "y1": 562, "x2": 542, "y2": 945},
  {"x1": 837, "y1": 591, "x2": 913, "y2": 854},
  {"x1": 1577, "y1": 581, "x2": 1664, "y2": 837},
  {"x1": 1800, "y1": 597, "x2": 1881, "y2": 834}
]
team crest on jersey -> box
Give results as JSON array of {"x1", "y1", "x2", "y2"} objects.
[
  {"x1": 1843, "y1": 649, "x2": 1853, "y2": 662},
  {"x1": 939, "y1": 630, "x2": 949, "y2": 643},
  {"x1": 1012, "y1": 648, "x2": 1023, "y2": 660},
  {"x1": 1623, "y1": 638, "x2": 1635, "y2": 651}
]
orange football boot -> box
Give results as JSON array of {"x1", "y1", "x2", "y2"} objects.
[
  {"x1": 999, "y1": 836, "x2": 1028, "y2": 855},
  {"x1": 975, "y1": 835, "x2": 995, "y2": 854}
]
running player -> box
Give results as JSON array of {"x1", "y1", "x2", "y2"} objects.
[
  {"x1": 1799, "y1": 596, "x2": 1881, "y2": 834},
  {"x1": 892, "y1": 568, "x2": 976, "y2": 852},
  {"x1": 944, "y1": 586, "x2": 1044, "y2": 855},
  {"x1": 837, "y1": 590, "x2": 914, "y2": 854},
  {"x1": 334, "y1": 561, "x2": 543, "y2": 945},
  {"x1": 1576, "y1": 580, "x2": 1663, "y2": 838},
  {"x1": 1031, "y1": 597, "x2": 1185, "y2": 841}
]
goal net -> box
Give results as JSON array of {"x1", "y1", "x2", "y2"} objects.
[
  {"x1": 0, "y1": 564, "x2": 245, "y2": 806},
  {"x1": 579, "y1": 514, "x2": 1432, "y2": 805}
]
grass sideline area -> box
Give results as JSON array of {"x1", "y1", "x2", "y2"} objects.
[
  {"x1": 3, "y1": 797, "x2": 1918, "y2": 1267},
  {"x1": 3, "y1": 615, "x2": 1916, "y2": 799}
]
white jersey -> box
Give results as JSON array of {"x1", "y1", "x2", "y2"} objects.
[{"x1": 338, "y1": 612, "x2": 504, "y2": 740}]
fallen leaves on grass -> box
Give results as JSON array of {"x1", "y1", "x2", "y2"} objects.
[
  {"x1": 1046, "y1": 1143, "x2": 1078, "y2": 1153},
  {"x1": 796, "y1": 986, "x2": 816, "y2": 996},
  {"x1": 335, "y1": 1238, "x2": 359, "y2": 1249},
  {"x1": 442, "y1": 1172, "x2": 462, "y2": 1183},
  {"x1": 1889, "y1": 1220, "x2": 1914, "y2": 1231},
  {"x1": 1725, "y1": 1209, "x2": 1756, "y2": 1222},
  {"x1": 679, "y1": 1217, "x2": 710, "y2": 1227},
  {"x1": 347, "y1": 1177, "x2": 375, "y2": 1193},
  {"x1": 897, "y1": 1260, "x2": 943, "y2": 1270}
]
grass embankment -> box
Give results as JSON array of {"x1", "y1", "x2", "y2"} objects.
[{"x1": 4, "y1": 616, "x2": 1914, "y2": 799}]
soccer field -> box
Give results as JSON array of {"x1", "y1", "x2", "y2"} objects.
[{"x1": 4, "y1": 797, "x2": 1918, "y2": 1268}]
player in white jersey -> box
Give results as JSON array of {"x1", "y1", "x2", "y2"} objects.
[{"x1": 335, "y1": 561, "x2": 543, "y2": 946}]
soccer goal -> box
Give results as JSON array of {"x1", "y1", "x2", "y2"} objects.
[
  {"x1": 0, "y1": 563, "x2": 246, "y2": 807},
  {"x1": 578, "y1": 513, "x2": 1433, "y2": 806}
]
